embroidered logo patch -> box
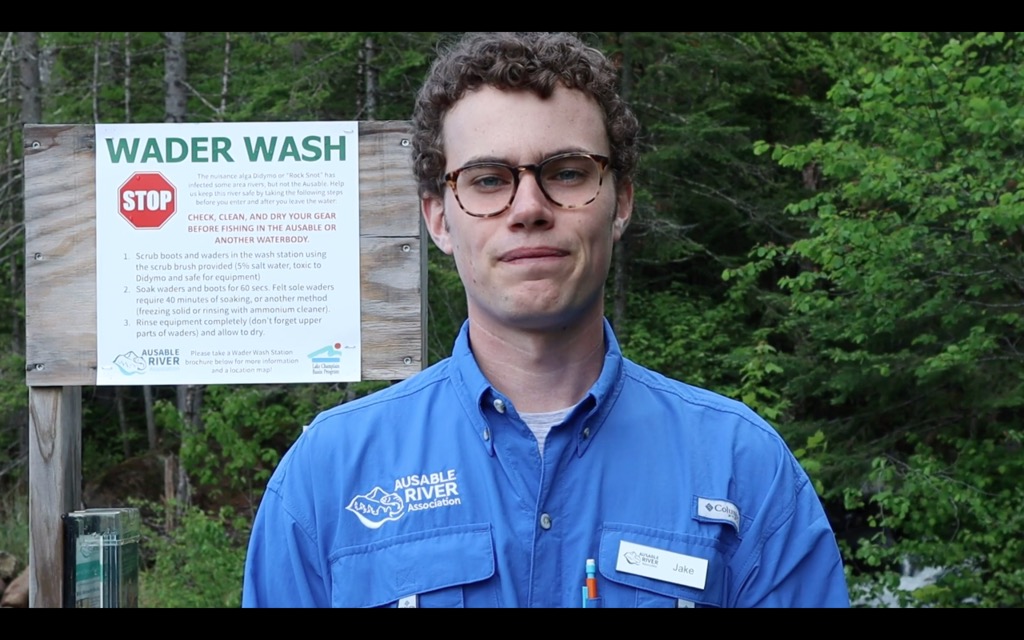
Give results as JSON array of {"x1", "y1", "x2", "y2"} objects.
[
  {"x1": 346, "y1": 487, "x2": 405, "y2": 529},
  {"x1": 696, "y1": 497, "x2": 741, "y2": 531},
  {"x1": 346, "y1": 469, "x2": 462, "y2": 529}
]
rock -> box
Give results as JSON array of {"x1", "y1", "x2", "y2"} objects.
[
  {"x1": 0, "y1": 568, "x2": 27, "y2": 608},
  {"x1": 83, "y1": 452, "x2": 168, "y2": 509},
  {"x1": 0, "y1": 551, "x2": 17, "y2": 581}
]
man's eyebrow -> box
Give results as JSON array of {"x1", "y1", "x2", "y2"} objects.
[
  {"x1": 457, "y1": 147, "x2": 604, "y2": 167},
  {"x1": 458, "y1": 154, "x2": 513, "y2": 167}
]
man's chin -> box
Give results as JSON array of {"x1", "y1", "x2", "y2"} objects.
[{"x1": 478, "y1": 303, "x2": 603, "y2": 335}]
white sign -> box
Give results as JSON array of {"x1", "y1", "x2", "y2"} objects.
[{"x1": 95, "y1": 122, "x2": 361, "y2": 385}]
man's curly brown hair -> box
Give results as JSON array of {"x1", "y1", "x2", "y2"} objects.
[{"x1": 412, "y1": 32, "x2": 640, "y2": 199}]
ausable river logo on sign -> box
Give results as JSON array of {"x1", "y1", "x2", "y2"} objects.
[{"x1": 113, "y1": 347, "x2": 181, "y2": 376}]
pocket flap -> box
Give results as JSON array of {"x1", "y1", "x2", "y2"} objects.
[
  {"x1": 330, "y1": 523, "x2": 494, "y2": 607},
  {"x1": 599, "y1": 523, "x2": 726, "y2": 607}
]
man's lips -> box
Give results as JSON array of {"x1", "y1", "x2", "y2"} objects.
[{"x1": 499, "y1": 247, "x2": 569, "y2": 262}]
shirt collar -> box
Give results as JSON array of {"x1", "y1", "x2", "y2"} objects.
[{"x1": 449, "y1": 319, "x2": 625, "y2": 456}]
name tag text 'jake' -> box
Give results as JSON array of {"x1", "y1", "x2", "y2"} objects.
[{"x1": 615, "y1": 540, "x2": 709, "y2": 590}]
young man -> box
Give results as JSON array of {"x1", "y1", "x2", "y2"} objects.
[{"x1": 242, "y1": 32, "x2": 850, "y2": 608}]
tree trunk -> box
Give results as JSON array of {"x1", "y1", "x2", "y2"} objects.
[
  {"x1": 174, "y1": 384, "x2": 203, "y2": 521},
  {"x1": 163, "y1": 31, "x2": 202, "y2": 523},
  {"x1": 123, "y1": 32, "x2": 132, "y2": 122},
  {"x1": 164, "y1": 453, "x2": 175, "y2": 531},
  {"x1": 611, "y1": 32, "x2": 634, "y2": 334},
  {"x1": 219, "y1": 32, "x2": 231, "y2": 119},
  {"x1": 92, "y1": 33, "x2": 101, "y2": 123},
  {"x1": 15, "y1": 32, "x2": 42, "y2": 486},
  {"x1": 17, "y1": 32, "x2": 42, "y2": 125},
  {"x1": 115, "y1": 385, "x2": 130, "y2": 458},
  {"x1": 363, "y1": 35, "x2": 378, "y2": 120},
  {"x1": 163, "y1": 32, "x2": 187, "y2": 122},
  {"x1": 143, "y1": 385, "x2": 157, "y2": 451}
]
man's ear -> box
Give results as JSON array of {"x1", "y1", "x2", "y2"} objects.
[
  {"x1": 613, "y1": 180, "x2": 634, "y2": 241},
  {"x1": 422, "y1": 194, "x2": 453, "y2": 255}
]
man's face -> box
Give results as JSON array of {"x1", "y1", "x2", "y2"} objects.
[{"x1": 422, "y1": 85, "x2": 633, "y2": 334}]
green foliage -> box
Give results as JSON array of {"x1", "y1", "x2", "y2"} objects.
[
  {"x1": 44, "y1": 32, "x2": 167, "y2": 123},
  {"x1": 0, "y1": 486, "x2": 28, "y2": 574},
  {"x1": 0, "y1": 352, "x2": 26, "y2": 485},
  {"x1": 39, "y1": 32, "x2": 442, "y2": 125},
  {"x1": 427, "y1": 243, "x2": 468, "y2": 364},
  {"x1": 752, "y1": 30, "x2": 1024, "y2": 451},
  {"x1": 140, "y1": 505, "x2": 247, "y2": 608},
  {"x1": 745, "y1": 32, "x2": 1024, "y2": 605},
  {"x1": 726, "y1": 337, "x2": 790, "y2": 424},
  {"x1": 178, "y1": 386, "x2": 294, "y2": 498},
  {"x1": 619, "y1": 286, "x2": 740, "y2": 390},
  {"x1": 846, "y1": 432, "x2": 1024, "y2": 607},
  {"x1": 613, "y1": 32, "x2": 831, "y2": 297},
  {"x1": 228, "y1": 32, "x2": 440, "y2": 122},
  {"x1": 791, "y1": 430, "x2": 827, "y2": 496},
  {"x1": 158, "y1": 382, "x2": 385, "y2": 512}
]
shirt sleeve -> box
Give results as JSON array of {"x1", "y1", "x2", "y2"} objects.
[
  {"x1": 242, "y1": 475, "x2": 329, "y2": 607},
  {"x1": 732, "y1": 455, "x2": 850, "y2": 608}
]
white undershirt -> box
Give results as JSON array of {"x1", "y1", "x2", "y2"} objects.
[{"x1": 519, "y1": 406, "x2": 573, "y2": 457}]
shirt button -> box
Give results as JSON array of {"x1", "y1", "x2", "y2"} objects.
[
  {"x1": 540, "y1": 513, "x2": 553, "y2": 530},
  {"x1": 483, "y1": 428, "x2": 490, "y2": 441},
  {"x1": 582, "y1": 427, "x2": 591, "y2": 439},
  {"x1": 493, "y1": 399, "x2": 506, "y2": 414}
]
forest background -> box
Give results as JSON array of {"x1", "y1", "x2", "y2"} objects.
[{"x1": 0, "y1": 32, "x2": 1021, "y2": 608}]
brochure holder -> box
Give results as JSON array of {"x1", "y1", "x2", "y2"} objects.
[{"x1": 62, "y1": 508, "x2": 140, "y2": 608}]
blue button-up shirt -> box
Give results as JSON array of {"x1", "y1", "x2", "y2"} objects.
[{"x1": 243, "y1": 320, "x2": 849, "y2": 607}]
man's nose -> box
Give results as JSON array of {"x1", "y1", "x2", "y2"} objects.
[{"x1": 505, "y1": 171, "x2": 554, "y2": 228}]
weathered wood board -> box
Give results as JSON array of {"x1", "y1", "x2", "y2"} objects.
[{"x1": 24, "y1": 121, "x2": 426, "y2": 385}]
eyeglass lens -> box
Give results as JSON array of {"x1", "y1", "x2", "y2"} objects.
[{"x1": 453, "y1": 154, "x2": 605, "y2": 217}]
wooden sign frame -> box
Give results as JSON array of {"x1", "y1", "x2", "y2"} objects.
[{"x1": 23, "y1": 121, "x2": 426, "y2": 607}]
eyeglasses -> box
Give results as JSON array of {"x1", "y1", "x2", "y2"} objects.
[{"x1": 444, "y1": 152, "x2": 610, "y2": 218}]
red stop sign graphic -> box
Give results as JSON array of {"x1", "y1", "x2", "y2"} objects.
[{"x1": 118, "y1": 172, "x2": 177, "y2": 229}]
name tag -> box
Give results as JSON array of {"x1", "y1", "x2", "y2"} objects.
[{"x1": 615, "y1": 540, "x2": 708, "y2": 590}]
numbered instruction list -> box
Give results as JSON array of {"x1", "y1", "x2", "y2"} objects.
[{"x1": 96, "y1": 122, "x2": 361, "y2": 385}]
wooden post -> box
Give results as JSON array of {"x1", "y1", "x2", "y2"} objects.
[
  {"x1": 23, "y1": 122, "x2": 425, "y2": 607},
  {"x1": 28, "y1": 387, "x2": 81, "y2": 608}
]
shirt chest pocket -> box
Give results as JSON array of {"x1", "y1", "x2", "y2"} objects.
[
  {"x1": 596, "y1": 523, "x2": 733, "y2": 608},
  {"x1": 329, "y1": 523, "x2": 496, "y2": 608}
]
